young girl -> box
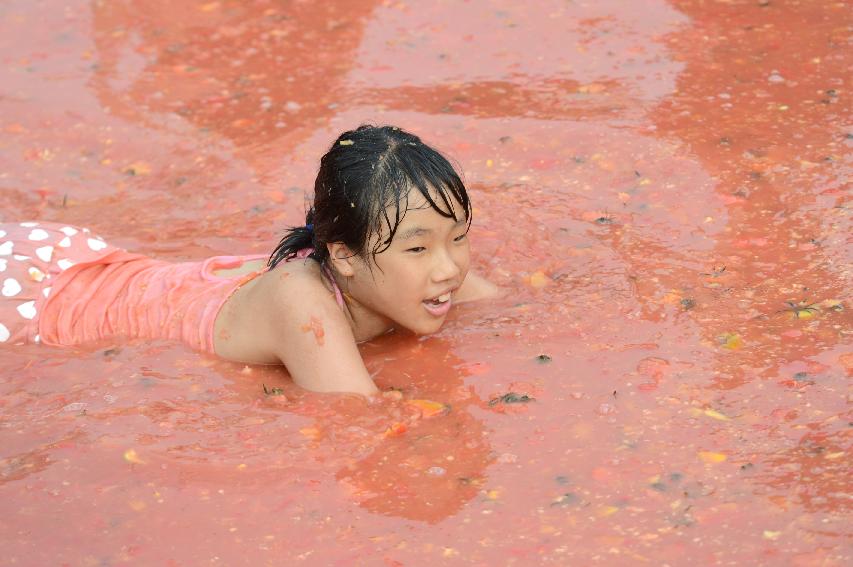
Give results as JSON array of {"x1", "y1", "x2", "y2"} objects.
[{"x1": 0, "y1": 125, "x2": 496, "y2": 395}]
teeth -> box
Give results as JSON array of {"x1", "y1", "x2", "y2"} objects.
[{"x1": 425, "y1": 292, "x2": 452, "y2": 305}]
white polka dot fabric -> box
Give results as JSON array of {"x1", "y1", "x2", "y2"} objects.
[{"x1": 0, "y1": 221, "x2": 116, "y2": 345}]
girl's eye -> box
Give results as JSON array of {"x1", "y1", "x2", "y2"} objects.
[
  {"x1": 406, "y1": 246, "x2": 426, "y2": 253},
  {"x1": 453, "y1": 233, "x2": 468, "y2": 242}
]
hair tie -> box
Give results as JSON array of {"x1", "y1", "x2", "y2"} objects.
[{"x1": 305, "y1": 223, "x2": 314, "y2": 234}]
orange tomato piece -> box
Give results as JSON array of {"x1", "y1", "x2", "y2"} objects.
[{"x1": 406, "y1": 399, "x2": 450, "y2": 418}]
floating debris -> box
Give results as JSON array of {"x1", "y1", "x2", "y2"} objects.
[
  {"x1": 778, "y1": 300, "x2": 819, "y2": 319},
  {"x1": 407, "y1": 399, "x2": 450, "y2": 417},
  {"x1": 488, "y1": 392, "x2": 535, "y2": 406},
  {"x1": 262, "y1": 384, "x2": 285, "y2": 396},
  {"x1": 123, "y1": 448, "x2": 145, "y2": 465},
  {"x1": 698, "y1": 451, "x2": 727, "y2": 464},
  {"x1": 718, "y1": 332, "x2": 743, "y2": 350},
  {"x1": 551, "y1": 492, "x2": 581, "y2": 507},
  {"x1": 123, "y1": 162, "x2": 151, "y2": 176}
]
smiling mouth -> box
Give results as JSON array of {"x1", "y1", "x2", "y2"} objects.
[
  {"x1": 423, "y1": 292, "x2": 452, "y2": 316},
  {"x1": 426, "y1": 292, "x2": 451, "y2": 305}
]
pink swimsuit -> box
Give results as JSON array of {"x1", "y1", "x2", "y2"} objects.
[{"x1": 0, "y1": 221, "x2": 342, "y2": 353}]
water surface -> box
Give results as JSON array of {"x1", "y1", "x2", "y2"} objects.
[{"x1": 0, "y1": 0, "x2": 850, "y2": 564}]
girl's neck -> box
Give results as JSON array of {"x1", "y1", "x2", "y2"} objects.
[{"x1": 324, "y1": 268, "x2": 394, "y2": 342}]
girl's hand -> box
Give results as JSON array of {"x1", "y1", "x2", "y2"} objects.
[
  {"x1": 454, "y1": 271, "x2": 500, "y2": 303},
  {"x1": 381, "y1": 389, "x2": 404, "y2": 401}
]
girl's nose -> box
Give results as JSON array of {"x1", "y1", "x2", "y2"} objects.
[{"x1": 432, "y1": 248, "x2": 462, "y2": 282}]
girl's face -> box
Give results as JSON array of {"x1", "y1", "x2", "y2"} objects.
[{"x1": 339, "y1": 190, "x2": 470, "y2": 335}]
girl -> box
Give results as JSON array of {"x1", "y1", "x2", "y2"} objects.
[{"x1": 0, "y1": 125, "x2": 496, "y2": 395}]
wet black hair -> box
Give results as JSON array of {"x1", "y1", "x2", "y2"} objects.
[{"x1": 268, "y1": 124, "x2": 471, "y2": 269}]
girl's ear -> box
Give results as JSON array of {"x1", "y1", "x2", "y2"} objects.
[{"x1": 326, "y1": 242, "x2": 357, "y2": 277}]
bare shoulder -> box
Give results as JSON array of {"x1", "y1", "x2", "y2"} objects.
[
  {"x1": 215, "y1": 259, "x2": 329, "y2": 362},
  {"x1": 454, "y1": 271, "x2": 501, "y2": 303},
  {"x1": 254, "y1": 260, "x2": 378, "y2": 395},
  {"x1": 259, "y1": 260, "x2": 348, "y2": 340},
  {"x1": 264, "y1": 257, "x2": 330, "y2": 300}
]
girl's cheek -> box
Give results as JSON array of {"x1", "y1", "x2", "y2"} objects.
[{"x1": 455, "y1": 247, "x2": 471, "y2": 272}]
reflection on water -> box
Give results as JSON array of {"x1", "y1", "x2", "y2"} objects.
[
  {"x1": 91, "y1": 0, "x2": 381, "y2": 152},
  {"x1": 0, "y1": 0, "x2": 850, "y2": 564}
]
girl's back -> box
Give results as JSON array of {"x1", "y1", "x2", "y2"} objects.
[{"x1": 0, "y1": 220, "x2": 267, "y2": 351}]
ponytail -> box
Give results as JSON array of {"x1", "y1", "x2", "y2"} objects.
[{"x1": 267, "y1": 209, "x2": 324, "y2": 269}]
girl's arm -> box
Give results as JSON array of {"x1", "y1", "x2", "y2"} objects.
[
  {"x1": 454, "y1": 271, "x2": 500, "y2": 303},
  {"x1": 264, "y1": 274, "x2": 378, "y2": 396}
]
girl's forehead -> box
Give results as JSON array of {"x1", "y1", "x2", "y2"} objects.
[
  {"x1": 400, "y1": 187, "x2": 464, "y2": 214},
  {"x1": 373, "y1": 189, "x2": 466, "y2": 241}
]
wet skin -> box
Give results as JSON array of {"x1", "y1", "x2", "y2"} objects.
[{"x1": 213, "y1": 191, "x2": 493, "y2": 395}]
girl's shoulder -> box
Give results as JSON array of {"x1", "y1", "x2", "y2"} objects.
[
  {"x1": 242, "y1": 258, "x2": 378, "y2": 395},
  {"x1": 262, "y1": 256, "x2": 337, "y2": 301},
  {"x1": 214, "y1": 256, "x2": 346, "y2": 363},
  {"x1": 253, "y1": 257, "x2": 349, "y2": 333}
]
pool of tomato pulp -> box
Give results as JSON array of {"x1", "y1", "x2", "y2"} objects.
[{"x1": 1, "y1": 0, "x2": 850, "y2": 564}]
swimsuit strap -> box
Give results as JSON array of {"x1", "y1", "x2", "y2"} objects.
[{"x1": 321, "y1": 262, "x2": 346, "y2": 309}]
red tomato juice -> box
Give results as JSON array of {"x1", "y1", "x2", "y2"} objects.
[{"x1": 0, "y1": 0, "x2": 850, "y2": 565}]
